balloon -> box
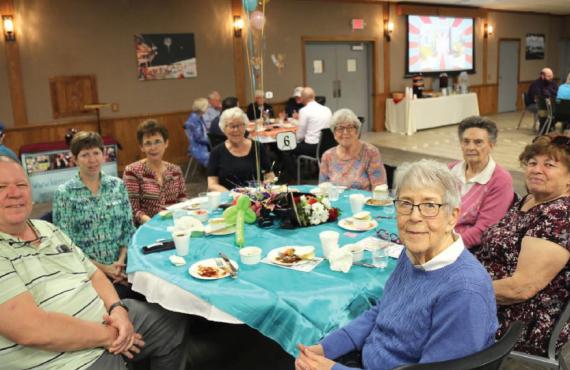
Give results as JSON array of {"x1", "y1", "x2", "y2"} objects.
[
  {"x1": 243, "y1": 0, "x2": 258, "y2": 12},
  {"x1": 250, "y1": 11, "x2": 265, "y2": 30},
  {"x1": 223, "y1": 195, "x2": 257, "y2": 247}
]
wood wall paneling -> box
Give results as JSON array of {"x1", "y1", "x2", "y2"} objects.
[
  {"x1": 517, "y1": 81, "x2": 533, "y2": 110},
  {"x1": 49, "y1": 75, "x2": 99, "y2": 119},
  {"x1": 396, "y1": 4, "x2": 486, "y2": 18},
  {"x1": 470, "y1": 84, "x2": 498, "y2": 115}
]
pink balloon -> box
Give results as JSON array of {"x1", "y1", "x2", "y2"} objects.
[{"x1": 250, "y1": 11, "x2": 265, "y2": 30}]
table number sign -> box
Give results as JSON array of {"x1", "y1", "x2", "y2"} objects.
[{"x1": 276, "y1": 132, "x2": 297, "y2": 151}]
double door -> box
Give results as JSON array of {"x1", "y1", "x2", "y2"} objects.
[{"x1": 304, "y1": 42, "x2": 372, "y2": 131}]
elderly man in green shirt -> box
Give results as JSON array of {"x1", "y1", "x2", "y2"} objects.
[{"x1": 0, "y1": 155, "x2": 188, "y2": 369}]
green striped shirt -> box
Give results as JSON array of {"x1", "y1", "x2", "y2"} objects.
[{"x1": 0, "y1": 220, "x2": 105, "y2": 370}]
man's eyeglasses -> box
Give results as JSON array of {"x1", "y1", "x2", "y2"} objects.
[
  {"x1": 393, "y1": 200, "x2": 446, "y2": 217},
  {"x1": 376, "y1": 229, "x2": 402, "y2": 244},
  {"x1": 334, "y1": 125, "x2": 357, "y2": 133},
  {"x1": 142, "y1": 139, "x2": 165, "y2": 148}
]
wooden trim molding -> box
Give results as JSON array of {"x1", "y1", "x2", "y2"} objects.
[
  {"x1": 231, "y1": 0, "x2": 246, "y2": 105},
  {"x1": 1, "y1": 0, "x2": 28, "y2": 126}
]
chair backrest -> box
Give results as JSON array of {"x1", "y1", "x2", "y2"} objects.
[
  {"x1": 554, "y1": 99, "x2": 570, "y2": 121},
  {"x1": 547, "y1": 300, "x2": 570, "y2": 360},
  {"x1": 522, "y1": 92, "x2": 528, "y2": 109},
  {"x1": 207, "y1": 133, "x2": 226, "y2": 149},
  {"x1": 392, "y1": 321, "x2": 524, "y2": 370},
  {"x1": 316, "y1": 128, "x2": 337, "y2": 161},
  {"x1": 315, "y1": 96, "x2": 326, "y2": 106}
]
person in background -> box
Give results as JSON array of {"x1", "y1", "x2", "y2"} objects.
[
  {"x1": 123, "y1": 120, "x2": 187, "y2": 226},
  {"x1": 208, "y1": 107, "x2": 274, "y2": 191},
  {"x1": 210, "y1": 96, "x2": 239, "y2": 138},
  {"x1": 203, "y1": 90, "x2": 222, "y2": 130},
  {"x1": 295, "y1": 87, "x2": 332, "y2": 158},
  {"x1": 285, "y1": 86, "x2": 304, "y2": 119},
  {"x1": 247, "y1": 90, "x2": 274, "y2": 121},
  {"x1": 296, "y1": 160, "x2": 498, "y2": 370},
  {"x1": 526, "y1": 67, "x2": 559, "y2": 107},
  {"x1": 53, "y1": 132, "x2": 138, "y2": 300},
  {"x1": 556, "y1": 72, "x2": 570, "y2": 100},
  {"x1": 0, "y1": 155, "x2": 188, "y2": 370},
  {"x1": 449, "y1": 116, "x2": 513, "y2": 249},
  {"x1": 184, "y1": 97, "x2": 210, "y2": 167},
  {"x1": 319, "y1": 108, "x2": 387, "y2": 191},
  {"x1": 0, "y1": 122, "x2": 18, "y2": 162},
  {"x1": 476, "y1": 135, "x2": 569, "y2": 356}
]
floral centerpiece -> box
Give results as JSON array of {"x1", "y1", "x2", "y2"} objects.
[
  {"x1": 291, "y1": 194, "x2": 340, "y2": 227},
  {"x1": 230, "y1": 185, "x2": 340, "y2": 228}
]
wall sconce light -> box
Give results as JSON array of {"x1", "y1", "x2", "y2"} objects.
[
  {"x1": 2, "y1": 15, "x2": 15, "y2": 42},
  {"x1": 384, "y1": 20, "x2": 394, "y2": 42},
  {"x1": 484, "y1": 23, "x2": 494, "y2": 39},
  {"x1": 233, "y1": 15, "x2": 244, "y2": 38}
]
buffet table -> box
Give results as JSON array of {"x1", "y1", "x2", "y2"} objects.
[
  {"x1": 127, "y1": 187, "x2": 399, "y2": 356},
  {"x1": 385, "y1": 93, "x2": 480, "y2": 135}
]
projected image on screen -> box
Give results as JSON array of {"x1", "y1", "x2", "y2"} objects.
[{"x1": 408, "y1": 15, "x2": 474, "y2": 74}]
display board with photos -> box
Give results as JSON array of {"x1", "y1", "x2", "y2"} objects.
[{"x1": 21, "y1": 144, "x2": 118, "y2": 203}]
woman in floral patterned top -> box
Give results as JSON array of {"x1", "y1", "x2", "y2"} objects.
[
  {"x1": 476, "y1": 135, "x2": 570, "y2": 356},
  {"x1": 53, "y1": 131, "x2": 137, "y2": 299},
  {"x1": 124, "y1": 120, "x2": 187, "y2": 226},
  {"x1": 319, "y1": 108, "x2": 387, "y2": 191}
]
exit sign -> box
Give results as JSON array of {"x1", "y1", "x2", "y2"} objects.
[{"x1": 351, "y1": 19, "x2": 365, "y2": 30}]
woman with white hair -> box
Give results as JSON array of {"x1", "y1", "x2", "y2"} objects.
[
  {"x1": 183, "y1": 97, "x2": 210, "y2": 167},
  {"x1": 296, "y1": 159, "x2": 498, "y2": 370},
  {"x1": 207, "y1": 107, "x2": 275, "y2": 191},
  {"x1": 319, "y1": 108, "x2": 387, "y2": 190},
  {"x1": 247, "y1": 89, "x2": 274, "y2": 121}
]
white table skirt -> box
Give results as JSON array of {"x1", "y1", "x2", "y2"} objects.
[
  {"x1": 129, "y1": 271, "x2": 243, "y2": 324},
  {"x1": 385, "y1": 93, "x2": 480, "y2": 135}
]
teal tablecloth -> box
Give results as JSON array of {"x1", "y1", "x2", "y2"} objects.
[{"x1": 127, "y1": 186, "x2": 399, "y2": 356}]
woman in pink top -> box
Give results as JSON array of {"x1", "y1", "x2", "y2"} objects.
[
  {"x1": 319, "y1": 108, "x2": 387, "y2": 191},
  {"x1": 449, "y1": 116, "x2": 514, "y2": 249},
  {"x1": 124, "y1": 119, "x2": 187, "y2": 225}
]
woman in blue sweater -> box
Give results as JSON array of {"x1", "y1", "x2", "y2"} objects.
[{"x1": 296, "y1": 159, "x2": 498, "y2": 370}]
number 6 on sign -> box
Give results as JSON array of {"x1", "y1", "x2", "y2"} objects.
[{"x1": 276, "y1": 132, "x2": 297, "y2": 151}]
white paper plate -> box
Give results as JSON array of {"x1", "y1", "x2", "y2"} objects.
[
  {"x1": 205, "y1": 221, "x2": 236, "y2": 235},
  {"x1": 338, "y1": 218, "x2": 378, "y2": 232},
  {"x1": 188, "y1": 258, "x2": 239, "y2": 280},
  {"x1": 166, "y1": 198, "x2": 205, "y2": 211},
  {"x1": 365, "y1": 198, "x2": 393, "y2": 207},
  {"x1": 266, "y1": 246, "x2": 315, "y2": 266},
  {"x1": 310, "y1": 186, "x2": 347, "y2": 196}
]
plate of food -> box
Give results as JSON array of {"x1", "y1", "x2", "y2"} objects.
[
  {"x1": 267, "y1": 246, "x2": 315, "y2": 266},
  {"x1": 365, "y1": 198, "x2": 393, "y2": 207},
  {"x1": 338, "y1": 212, "x2": 378, "y2": 232},
  {"x1": 188, "y1": 258, "x2": 239, "y2": 280},
  {"x1": 166, "y1": 198, "x2": 205, "y2": 211}
]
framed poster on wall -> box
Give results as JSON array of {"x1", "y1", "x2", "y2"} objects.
[
  {"x1": 135, "y1": 33, "x2": 197, "y2": 80},
  {"x1": 526, "y1": 33, "x2": 545, "y2": 60}
]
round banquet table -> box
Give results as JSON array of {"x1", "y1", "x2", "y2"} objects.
[{"x1": 127, "y1": 186, "x2": 400, "y2": 356}]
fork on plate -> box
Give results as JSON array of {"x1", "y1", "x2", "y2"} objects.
[{"x1": 215, "y1": 258, "x2": 236, "y2": 279}]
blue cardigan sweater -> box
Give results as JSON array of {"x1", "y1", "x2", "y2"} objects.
[{"x1": 321, "y1": 249, "x2": 498, "y2": 370}]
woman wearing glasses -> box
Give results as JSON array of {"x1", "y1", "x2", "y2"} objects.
[
  {"x1": 319, "y1": 109, "x2": 387, "y2": 191},
  {"x1": 476, "y1": 135, "x2": 570, "y2": 356},
  {"x1": 296, "y1": 160, "x2": 497, "y2": 370},
  {"x1": 123, "y1": 120, "x2": 187, "y2": 226},
  {"x1": 449, "y1": 116, "x2": 513, "y2": 249},
  {"x1": 207, "y1": 107, "x2": 275, "y2": 192}
]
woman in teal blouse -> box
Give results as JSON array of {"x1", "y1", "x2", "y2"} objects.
[{"x1": 53, "y1": 131, "x2": 137, "y2": 299}]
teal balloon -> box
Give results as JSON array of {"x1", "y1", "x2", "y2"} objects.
[{"x1": 243, "y1": 0, "x2": 258, "y2": 12}]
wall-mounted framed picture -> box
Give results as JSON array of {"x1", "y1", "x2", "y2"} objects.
[
  {"x1": 525, "y1": 33, "x2": 545, "y2": 60},
  {"x1": 135, "y1": 33, "x2": 197, "y2": 80}
]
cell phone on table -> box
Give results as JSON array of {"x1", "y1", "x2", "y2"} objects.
[{"x1": 142, "y1": 240, "x2": 175, "y2": 254}]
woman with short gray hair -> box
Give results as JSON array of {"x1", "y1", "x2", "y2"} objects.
[
  {"x1": 448, "y1": 116, "x2": 513, "y2": 249},
  {"x1": 183, "y1": 97, "x2": 210, "y2": 167},
  {"x1": 297, "y1": 159, "x2": 498, "y2": 370},
  {"x1": 319, "y1": 108, "x2": 386, "y2": 191}
]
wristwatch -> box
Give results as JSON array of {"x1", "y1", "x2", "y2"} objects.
[{"x1": 108, "y1": 300, "x2": 129, "y2": 315}]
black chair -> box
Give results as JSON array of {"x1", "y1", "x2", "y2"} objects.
[
  {"x1": 315, "y1": 96, "x2": 326, "y2": 106},
  {"x1": 509, "y1": 301, "x2": 570, "y2": 369},
  {"x1": 553, "y1": 99, "x2": 570, "y2": 131},
  {"x1": 296, "y1": 128, "x2": 336, "y2": 184},
  {"x1": 517, "y1": 92, "x2": 538, "y2": 130},
  {"x1": 384, "y1": 164, "x2": 396, "y2": 189},
  {"x1": 392, "y1": 321, "x2": 524, "y2": 370},
  {"x1": 207, "y1": 133, "x2": 226, "y2": 149}
]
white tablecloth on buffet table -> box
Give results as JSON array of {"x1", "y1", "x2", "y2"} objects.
[{"x1": 385, "y1": 93, "x2": 480, "y2": 135}]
